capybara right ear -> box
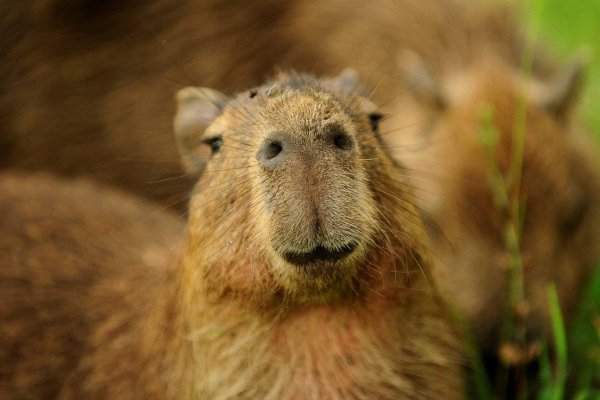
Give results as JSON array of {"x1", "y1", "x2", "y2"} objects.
[
  {"x1": 398, "y1": 50, "x2": 446, "y2": 110},
  {"x1": 174, "y1": 87, "x2": 225, "y2": 176},
  {"x1": 536, "y1": 54, "x2": 588, "y2": 120}
]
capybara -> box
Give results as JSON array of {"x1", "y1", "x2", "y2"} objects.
[{"x1": 0, "y1": 71, "x2": 465, "y2": 399}]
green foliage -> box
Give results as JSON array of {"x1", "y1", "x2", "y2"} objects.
[
  {"x1": 534, "y1": 0, "x2": 600, "y2": 397},
  {"x1": 538, "y1": 285, "x2": 568, "y2": 400}
]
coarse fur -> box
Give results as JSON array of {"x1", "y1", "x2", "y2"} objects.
[
  {"x1": 0, "y1": 172, "x2": 185, "y2": 399},
  {"x1": 2, "y1": 0, "x2": 598, "y2": 356},
  {"x1": 0, "y1": 73, "x2": 465, "y2": 399}
]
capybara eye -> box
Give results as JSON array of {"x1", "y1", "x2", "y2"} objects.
[
  {"x1": 368, "y1": 112, "x2": 383, "y2": 132},
  {"x1": 560, "y1": 197, "x2": 589, "y2": 238},
  {"x1": 202, "y1": 135, "x2": 223, "y2": 155},
  {"x1": 264, "y1": 141, "x2": 283, "y2": 160}
]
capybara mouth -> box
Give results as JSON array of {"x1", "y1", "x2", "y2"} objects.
[{"x1": 282, "y1": 242, "x2": 358, "y2": 266}]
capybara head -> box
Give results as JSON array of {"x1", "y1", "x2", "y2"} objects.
[
  {"x1": 386, "y1": 54, "x2": 600, "y2": 346},
  {"x1": 174, "y1": 71, "x2": 423, "y2": 306}
]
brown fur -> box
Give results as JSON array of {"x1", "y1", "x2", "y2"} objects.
[
  {"x1": 2, "y1": 0, "x2": 597, "y2": 353},
  {"x1": 0, "y1": 73, "x2": 465, "y2": 399},
  {"x1": 384, "y1": 59, "x2": 600, "y2": 349},
  {"x1": 0, "y1": 0, "x2": 303, "y2": 208},
  {"x1": 0, "y1": 171, "x2": 184, "y2": 399},
  {"x1": 282, "y1": 0, "x2": 600, "y2": 353},
  {"x1": 0, "y1": 0, "x2": 536, "y2": 210}
]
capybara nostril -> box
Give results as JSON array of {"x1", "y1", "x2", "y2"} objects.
[
  {"x1": 257, "y1": 138, "x2": 284, "y2": 168},
  {"x1": 332, "y1": 131, "x2": 354, "y2": 152}
]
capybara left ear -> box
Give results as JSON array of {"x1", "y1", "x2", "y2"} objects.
[{"x1": 174, "y1": 87, "x2": 225, "y2": 176}]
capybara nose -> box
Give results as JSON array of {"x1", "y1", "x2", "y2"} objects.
[{"x1": 257, "y1": 129, "x2": 355, "y2": 169}]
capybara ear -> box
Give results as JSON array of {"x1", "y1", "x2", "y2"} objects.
[
  {"x1": 536, "y1": 54, "x2": 588, "y2": 120},
  {"x1": 398, "y1": 50, "x2": 446, "y2": 111},
  {"x1": 324, "y1": 67, "x2": 366, "y2": 96},
  {"x1": 323, "y1": 68, "x2": 383, "y2": 130},
  {"x1": 334, "y1": 68, "x2": 361, "y2": 92},
  {"x1": 174, "y1": 87, "x2": 225, "y2": 176}
]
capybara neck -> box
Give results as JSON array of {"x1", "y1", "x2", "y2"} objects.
[{"x1": 173, "y1": 250, "x2": 450, "y2": 399}]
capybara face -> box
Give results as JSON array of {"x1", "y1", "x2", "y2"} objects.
[
  {"x1": 251, "y1": 89, "x2": 378, "y2": 297},
  {"x1": 175, "y1": 72, "x2": 417, "y2": 304}
]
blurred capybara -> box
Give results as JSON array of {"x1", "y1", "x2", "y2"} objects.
[
  {"x1": 385, "y1": 55, "x2": 600, "y2": 353},
  {"x1": 0, "y1": 0, "x2": 303, "y2": 209},
  {"x1": 0, "y1": 171, "x2": 185, "y2": 399},
  {"x1": 0, "y1": 72, "x2": 465, "y2": 399}
]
